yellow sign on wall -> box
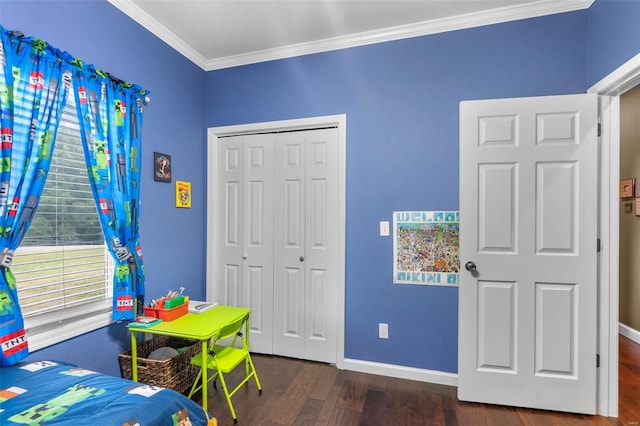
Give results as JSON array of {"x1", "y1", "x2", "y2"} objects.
[{"x1": 176, "y1": 180, "x2": 191, "y2": 208}]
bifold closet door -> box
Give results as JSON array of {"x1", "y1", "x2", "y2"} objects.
[
  {"x1": 273, "y1": 128, "x2": 339, "y2": 363},
  {"x1": 216, "y1": 128, "x2": 339, "y2": 363},
  {"x1": 216, "y1": 133, "x2": 275, "y2": 354}
]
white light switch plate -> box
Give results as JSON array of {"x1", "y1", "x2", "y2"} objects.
[{"x1": 380, "y1": 221, "x2": 390, "y2": 236}]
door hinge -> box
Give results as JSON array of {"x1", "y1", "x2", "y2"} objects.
[
  {"x1": 597, "y1": 238, "x2": 601, "y2": 253},
  {"x1": 597, "y1": 354, "x2": 600, "y2": 368},
  {"x1": 597, "y1": 123, "x2": 601, "y2": 137}
]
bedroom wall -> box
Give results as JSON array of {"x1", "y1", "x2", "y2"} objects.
[
  {"x1": 587, "y1": 0, "x2": 640, "y2": 87},
  {"x1": 1, "y1": 0, "x2": 207, "y2": 376},
  {"x1": 204, "y1": 11, "x2": 589, "y2": 373}
]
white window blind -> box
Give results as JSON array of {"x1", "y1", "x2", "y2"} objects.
[{"x1": 12, "y1": 87, "x2": 114, "y2": 350}]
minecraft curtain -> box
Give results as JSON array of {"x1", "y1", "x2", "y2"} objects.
[
  {"x1": 71, "y1": 65, "x2": 147, "y2": 322},
  {"x1": 0, "y1": 28, "x2": 70, "y2": 366}
]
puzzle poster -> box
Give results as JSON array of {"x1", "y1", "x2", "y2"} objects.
[{"x1": 393, "y1": 211, "x2": 460, "y2": 286}]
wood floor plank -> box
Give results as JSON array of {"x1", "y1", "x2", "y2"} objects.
[
  {"x1": 265, "y1": 363, "x2": 322, "y2": 425},
  {"x1": 334, "y1": 371, "x2": 375, "y2": 413},
  {"x1": 359, "y1": 389, "x2": 395, "y2": 426},
  {"x1": 619, "y1": 335, "x2": 640, "y2": 426},
  {"x1": 292, "y1": 397, "x2": 324, "y2": 426},
  {"x1": 307, "y1": 362, "x2": 339, "y2": 401}
]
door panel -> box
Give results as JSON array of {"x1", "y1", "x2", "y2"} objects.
[
  {"x1": 309, "y1": 269, "x2": 327, "y2": 340},
  {"x1": 284, "y1": 267, "x2": 303, "y2": 338},
  {"x1": 274, "y1": 132, "x2": 306, "y2": 358},
  {"x1": 478, "y1": 163, "x2": 517, "y2": 252},
  {"x1": 217, "y1": 136, "x2": 243, "y2": 306},
  {"x1": 536, "y1": 162, "x2": 576, "y2": 253},
  {"x1": 535, "y1": 282, "x2": 575, "y2": 376},
  {"x1": 459, "y1": 94, "x2": 598, "y2": 414},
  {"x1": 217, "y1": 134, "x2": 274, "y2": 352},
  {"x1": 304, "y1": 129, "x2": 338, "y2": 362},
  {"x1": 477, "y1": 280, "x2": 516, "y2": 371},
  {"x1": 242, "y1": 134, "x2": 274, "y2": 352}
]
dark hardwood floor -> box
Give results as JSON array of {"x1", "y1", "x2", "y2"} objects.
[{"x1": 193, "y1": 335, "x2": 640, "y2": 426}]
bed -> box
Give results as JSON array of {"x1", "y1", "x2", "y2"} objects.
[{"x1": 0, "y1": 360, "x2": 216, "y2": 425}]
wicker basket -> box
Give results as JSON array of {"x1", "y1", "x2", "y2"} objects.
[{"x1": 119, "y1": 335, "x2": 201, "y2": 394}]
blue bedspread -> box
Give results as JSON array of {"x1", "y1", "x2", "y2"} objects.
[{"x1": 1, "y1": 360, "x2": 212, "y2": 425}]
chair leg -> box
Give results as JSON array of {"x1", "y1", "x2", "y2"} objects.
[
  {"x1": 188, "y1": 368, "x2": 204, "y2": 398},
  {"x1": 217, "y1": 373, "x2": 237, "y2": 424},
  {"x1": 246, "y1": 354, "x2": 262, "y2": 394}
]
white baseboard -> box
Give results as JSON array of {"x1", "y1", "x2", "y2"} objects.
[
  {"x1": 343, "y1": 358, "x2": 458, "y2": 387},
  {"x1": 619, "y1": 322, "x2": 640, "y2": 344}
]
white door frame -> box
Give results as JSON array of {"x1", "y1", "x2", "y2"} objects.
[
  {"x1": 205, "y1": 114, "x2": 347, "y2": 369},
  {"x1": 590, "y1": 52, "x2": 640, "y2": 417}
]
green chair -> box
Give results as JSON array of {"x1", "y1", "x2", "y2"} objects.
[{"x1": 188, "y1": 311, "x2": 262, "y2": 424}]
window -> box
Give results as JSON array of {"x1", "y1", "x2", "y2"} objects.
[{"x1": 12, "y1": 86, "x2": 114, "y2": 351}]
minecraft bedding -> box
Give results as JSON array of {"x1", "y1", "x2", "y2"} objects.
[{"x1": 0, "y1": 360, "x2": 216, "y2": 425}]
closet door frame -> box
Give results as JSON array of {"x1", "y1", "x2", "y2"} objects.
[{"x1": 206, "y1": 114, "x2": 347, "y2": 369}]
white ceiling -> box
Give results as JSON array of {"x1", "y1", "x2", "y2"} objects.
[{"x1": 108, "y1": 0, "x2": 593, "y2": 71}]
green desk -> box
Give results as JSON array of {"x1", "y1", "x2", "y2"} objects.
[{"x1": 128, "y1": 305, "x2": 251, "y2": 412}]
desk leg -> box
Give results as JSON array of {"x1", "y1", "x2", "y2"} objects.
[
  {"x1": 201, "y1": 340, "x2": 208, "y2": 412},
  {"x1": 245, "y1": 316, "x2": 250, "y2": 376},
  {"x1": 131, "y1": 331, "x2": 138, "y2": 382}
]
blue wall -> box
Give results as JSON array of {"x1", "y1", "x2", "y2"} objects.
[
  {"x1": 587, "y1": 0, "x2": 640, "y2": 87},
  {"x1": 1, "y1": 0, "x2": 207, "y2": 376},
  {"x1": 204, "y1": 12, "x2": 589, "y2": 373},
  {"x1": 2, "y1": 0, "x2": 636, "y2": 378}
]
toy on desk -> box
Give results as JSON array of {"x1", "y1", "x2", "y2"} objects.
[
  {"x1": 129, "y1": 315, "x2": 162, "y2": 328},
  {"x1": 144, "y1": 289, "x2": 189, "y2": 321},
  {"x1": 146, "y1": 288, "x2": 188, "y2": 308},
  {"x1": 187, "y1": 300, "x2": 217, "y2": 314}
]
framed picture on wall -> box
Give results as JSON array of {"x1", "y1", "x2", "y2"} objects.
[
  {"x1": 154, "y1": 152, "x2": 172, "y2": 183},
  {"x1": 620, "y1": 177, "x2": 635, "y2": 198},
  {"x1": 176, "y1": 181, "x2": 191, "y2": 208}
]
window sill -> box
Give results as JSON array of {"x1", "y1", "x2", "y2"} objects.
[{"x1": 24, "y1": 302, "x2": 113, "y2": 351}]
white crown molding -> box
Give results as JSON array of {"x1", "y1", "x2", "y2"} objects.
[
  {"x1": 107, "y1": 0, "x2": 208, "y2": 69},
  {"x1": 205, "y1": 0, "x2": 594, "y2": 71},
  {"x1": 108, "y1": 0, "x2": 593, "y2": 71}
]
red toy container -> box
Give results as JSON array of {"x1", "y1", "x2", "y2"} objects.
[{"x1": 144, "y1": 302, "x2": 188, "y2": 321}]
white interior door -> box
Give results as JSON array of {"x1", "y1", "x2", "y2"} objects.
[
  {"x1": 273, "y1": 128, "x2": 339, "y2": 363},
  {"x1": 458, "y1": 94, "x2": 598, "y2": 414},
  {"x1": 216, "y1": 135, "x2": 244, "y2": 305},
  {"x1": 216, "y1": 134, "x2": 274, "y2": 353}
]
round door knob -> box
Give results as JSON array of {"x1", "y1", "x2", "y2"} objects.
[
  {"x1": 242, "y1": 255, "x2": 247, "y2": 260},
  {"x1": 464, "y1": 261, "x2": 477, "y2": 272},
  {"x1": 299, "y1": 256, "x2": 305, "y2": 262}
]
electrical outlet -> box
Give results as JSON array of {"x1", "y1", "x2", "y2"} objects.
[{"x1": 379, "y1": 323, "x2": 389, "y2": 339}]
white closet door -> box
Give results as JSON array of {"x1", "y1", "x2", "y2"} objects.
[
  {"x1": 273, "y1": 128, "x2": 339, "y2": 363},
  {"x1": 217, "y1": 134, "x2": 274, "y2": 353},
  {"x1": 303, "y1": 129, "x2": 338, "y2": 362},
  {"x1": 215, "y1": 127, "x2": 339, "y2": 363},
  {"x1": 216, "y1": 135, "x2": 244, "y2": 305},
  {"x1": 273, "y1": 131, "x2": 307, "y2": 359}
]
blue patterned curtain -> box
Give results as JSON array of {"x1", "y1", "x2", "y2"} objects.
[
  {"x1": 72, "y1": 66, "x2": 147, "y2": 322},
  {"x1": 0, "y1": 28, "x2": 70, "y2": 366}
]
